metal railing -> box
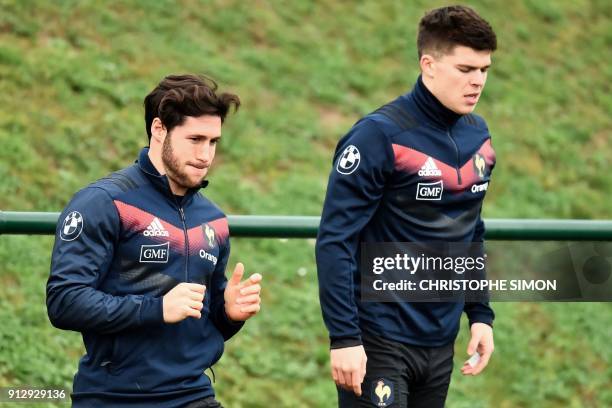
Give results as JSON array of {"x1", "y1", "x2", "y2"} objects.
[{"x1": 1, "y1": 211, "x2": 611, "y2": 240}]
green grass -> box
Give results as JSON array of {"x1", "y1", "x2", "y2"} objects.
[{"x1": 0, "y1": 0, "x2": 610, "y2": 406}]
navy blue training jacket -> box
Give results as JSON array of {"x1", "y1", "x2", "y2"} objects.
[
  {"x1": 47, "y1": 148, "x2": 242, "y2": 408},
  {"x1": 316, "y1": 76, "x2": 496, "y2": 348}
]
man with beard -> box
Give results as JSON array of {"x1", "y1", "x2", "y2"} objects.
[{"x1": 47, "y1": 74, "x2": 262, "y2": 408}]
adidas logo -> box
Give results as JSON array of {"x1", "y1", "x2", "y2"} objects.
[
  {"x1": 143, "y1": 217, "x2": 169, "y2": 237},
  {"x1": 417, "y1": 157, "x2": 442, "y2": 177}
]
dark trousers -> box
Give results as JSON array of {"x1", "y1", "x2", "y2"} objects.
[
  {"x1": 184, "y1": 396, "x2": 224, "y2": 408},
  {"x1": 72, "y1": 395, "x2": 223, "y2": 408},
  {"x1": 337, "y1": 332, "x2": 454, "y2": 408}
]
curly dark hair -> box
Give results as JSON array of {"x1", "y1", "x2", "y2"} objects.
[
  {"x1": 417, "y1": 5, "x2": 497, "y2": 58},
  {"x1": 144, "y1": 74, "x2": 240, "y2": 141}
]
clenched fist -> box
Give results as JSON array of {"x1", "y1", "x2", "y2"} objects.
[{"x1": 162, "y1": 282, "x2": 205, "y2": 323}]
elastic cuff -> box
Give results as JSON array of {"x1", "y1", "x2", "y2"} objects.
[
  {"x1": 330, "y1": 336, "x2": 362, "y2": 349},
  {"x1": 139, "y1": 296, "x2": 164, "y2": 326},
  {"x1": 214, "y1": 307, "x2": 245, "y2": 341},
  {"x1": 468, "y1": 314, "x2": 494, "y2": 329},
  {"x1": 222, "y1": 308, "x2": 245, "y2": 327}
]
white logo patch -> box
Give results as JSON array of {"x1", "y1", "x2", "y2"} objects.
[
  {"x1": 416, "y1": 180, "x2": 444, "y2": 200},
  {"x1": 199, "y1": 249, "x2": 218, "y2": 265},
  {"x1": 417, "y1": 157, "x2": 442, "y2": 177},
  {"x1": 204, "y1": 224, "x2": 216, "y2": 248},
  {"x1": 336, "y1": 145, "x2": 361, "y2": 175},
  {"x1": 140, "y1": 242, "x2": 170, "y2": 263},
  {"x1": 60, "y1": 211, "x2": 84, "y2": 241},
  {"x1": 471, "y1": 182, "x2": 489, "y2": 193},
  {"x1": 143, "y1": 217, "x2": 169, "y2": 237}
]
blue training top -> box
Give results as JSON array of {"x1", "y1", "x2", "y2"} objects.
[
  {"x1": 47, "y1": 148, "x2": 242, "y2": 408},
  {"x1": 316, "y1": 75, "x2": 496, "y2": 349}
]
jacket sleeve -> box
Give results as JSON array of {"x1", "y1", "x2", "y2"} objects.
[
  {"x1": 316, "y1": 119, "x2": 394, "y2": 348},
  {"x1": 46, "y1": 187, "x2": 164, "y2": 334},
  {"x1": 463, "y1": 212, "x2": 495, "y2": 328},
  {"x1": 209, "y1": 237, "x2": 244, "y2": 341},
  {"x1": 464, "y1": 126, "x2": 496, "y2": 328}
]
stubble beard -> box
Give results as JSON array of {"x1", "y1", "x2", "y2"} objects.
[{"x1": 161, "y1": 135, "x2": 202, "y2": 190}]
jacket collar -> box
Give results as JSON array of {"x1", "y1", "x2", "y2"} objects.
[
  {"x1": 410, "y1": 74, "x2": 462, "y2": 129},
  {"x1": 136, "y1": 147, "x2": 208, "y2": 204}
]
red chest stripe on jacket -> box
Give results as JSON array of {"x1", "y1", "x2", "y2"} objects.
[
  {"x1": 114, "y1": 200, "x2": 229, "y2": 254},
  {"x1": 208, "y1": 217, "x2": 229, "y2": 245},
  {"x1": 392, "y1": 139, "x2": 495, "y2": 192},
  {"x1": 458, "y1": 139, "x2": 495, "y2": 190},
  {"x1": 187, "y1": 217, "x2": 228, "y2": 256},
  {"x1": 114, "y1": 200, "x2": 185, "y2": 252}
]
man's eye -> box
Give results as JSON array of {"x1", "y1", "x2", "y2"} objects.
[
  {"x1": 211, "y1": 139, "x2": 220, "y2": 145},
  {"x1": 459, "y1": 68, "x2": 470, "y2": 73}
]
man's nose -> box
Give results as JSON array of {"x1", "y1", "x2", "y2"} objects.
[
  {"x1": 471, "y1": 70, "x2": 486, "y2": 88},
  {"x1": 195, "y1": 142, "x2": 211, "y2": 164}
]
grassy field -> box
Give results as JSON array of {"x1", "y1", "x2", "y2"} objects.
[{"x1": 0, "y1": 0, "x2": 610, "y2": 407}]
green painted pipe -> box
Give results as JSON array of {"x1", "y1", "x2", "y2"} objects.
[{"x1": 1, "y1": 211, "x2": 611, "y2": 240}]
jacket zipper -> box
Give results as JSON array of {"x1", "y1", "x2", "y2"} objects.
[
  {"x1": 447, "y1": 129, "x2": 462, "y2": 185},
  {"x1": 179, "y1": 207, "x2": 189, "y2": 282}
]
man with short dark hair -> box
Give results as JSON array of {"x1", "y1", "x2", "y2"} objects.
[
  {"x1": 316, "y1": 6, "x2": 497, "y2": 407},
  {"x1": 47, "y1": 74, "x2": 261, "y2": 408}
]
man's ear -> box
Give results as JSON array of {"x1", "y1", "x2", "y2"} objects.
[
  {"x1": 151, "y1": 118, "x2": 167, "y2": 144},
  {"x1": 419, "y1": 54, "x2": 436, "y2": 79}
]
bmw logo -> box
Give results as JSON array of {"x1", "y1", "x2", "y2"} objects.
[
  {"x1": 60, "y1": 211, "x2": 84, "y2": 241},
  {"x1": 336, "y1": 145, "x2": 361, "y2": 175}
]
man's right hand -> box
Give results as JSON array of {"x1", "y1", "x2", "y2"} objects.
[
  {"x1": 162, "y1": 283, "x2": 205, "y2": 323},
  {"x1": 330, "y1": 345, "x2": 367, "y2": 396}
]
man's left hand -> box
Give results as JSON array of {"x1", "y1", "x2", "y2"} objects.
[
  {"x1": 461, "y1": 322, "x2": 494, "y2": 376},
  {"x1": 224, "y1": 263, "x2": 262, "y2": 321}
]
